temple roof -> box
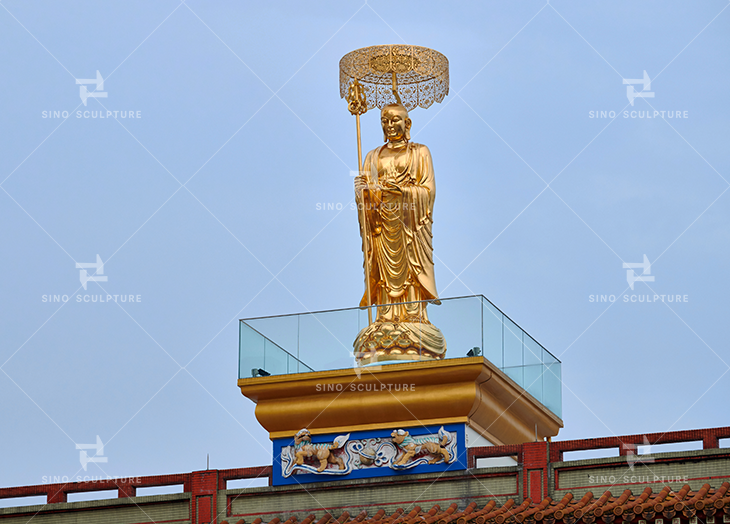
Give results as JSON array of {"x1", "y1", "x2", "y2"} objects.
[{"x1": 227, "y1": 482, "x2": 730, "y2": 524}]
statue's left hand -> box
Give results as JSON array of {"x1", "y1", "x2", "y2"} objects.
[{"x1": 382, "y1": 180, "x2": 402, "y2": 194}]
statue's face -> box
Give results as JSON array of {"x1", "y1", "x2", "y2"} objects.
[{"x1": 381, "y1": 106, "x2": 410, "y2": 142}]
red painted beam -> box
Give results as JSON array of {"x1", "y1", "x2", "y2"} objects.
[{"x1": 0, "y1": 468, "x2": 272, "y2": 504}]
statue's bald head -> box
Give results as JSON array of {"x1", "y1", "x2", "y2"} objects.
[
  {"x1": 381, "y1": 103, "x2": 409, "y2": 118},
  {"x1": 381, "y1": 103, "x2": 411, "y2": 142}
]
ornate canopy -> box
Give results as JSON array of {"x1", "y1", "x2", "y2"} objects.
[{"x1": 339, "y1": 44, "x2": 449, "y2": 112}]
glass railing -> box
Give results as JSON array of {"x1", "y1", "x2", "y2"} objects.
[{"x1": 239, "y1": 295, "x2": 561, "y2": 418}]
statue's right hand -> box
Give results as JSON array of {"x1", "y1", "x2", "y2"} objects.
[{"x1": 354, "y1": 176, "x2": 366, "y2": 192}]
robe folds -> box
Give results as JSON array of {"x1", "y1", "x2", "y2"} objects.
[{"x1": 355, "y1": 142, "x2": 439, "y2": 318}]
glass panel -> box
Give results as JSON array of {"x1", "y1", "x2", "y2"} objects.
[
  {"x1": 503, "y1": 317, "x2": 523, "y2": 368},
  {"x1": 543, "y1": 347, "x2": 559, "y2": 366},
  {"x1": 543, "y1": 362, "x2": 562, "y2": 418},
  {"x1": 286, "y1": 353, "x2": 313, "y2": 374},
  {"x1": 432, "y1": 296, "x2": 481, "y2": 359},
  {"x1": 245, "y1": 315, "x2": 298, "y2": 358},
  {"x1": 357, "y1": 307, "x2": 371, "y2": 333},
  {"x1": 523, "y1": 364, "x2": 543, "y2": 403},
  {"x1": 523, "y1": 334, "x2": 542, "y2": 366},
  {"x1": 238, "y1": 295, "x2": 562, "y2": 419},
  {"x1": 503, "y1": 365, "x2": 524, "y2": 388},
  {"x1": 239, "y1": 322, "x2": 265, "y2": 379},
  {"x1": 264, "y1": 338, "x2": 288, "y2": 376},
  {"x1": 299, "y1": 309, "x2": 354, "y2": 372},
  {"x1": 481, "y1": 299, "x2": 503, "y2": 368}
]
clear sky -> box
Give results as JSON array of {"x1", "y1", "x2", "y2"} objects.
[{"x1": 1, "y1": 0, "x2": 729, "y2": 496}]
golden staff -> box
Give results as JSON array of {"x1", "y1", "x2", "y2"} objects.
[
  {"x1": 391, "y1": 72, "x2": 403, "y2": 106},
  {"x1": 346, "y1": 79, "x2": 372, "y2": 325}
]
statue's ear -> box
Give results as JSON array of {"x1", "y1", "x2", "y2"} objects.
[{"x1": 405, "y1": 118, "x2": 412, "y2": 141}]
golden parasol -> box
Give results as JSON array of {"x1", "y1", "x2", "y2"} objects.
[
  {"x1": 339, "y1": 45, "x2": 449, "y2": 323},
  {"x1": 339, "y1": 44, "x2": 449, "y2": 111}
]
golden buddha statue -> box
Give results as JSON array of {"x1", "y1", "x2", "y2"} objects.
[{"x1": 353, "y1": 103, "x2": 446, "y2": 365}]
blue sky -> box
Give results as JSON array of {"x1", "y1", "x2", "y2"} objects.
[{"x1": 1, "y1": 0, "x2": 729, "y2": 495}]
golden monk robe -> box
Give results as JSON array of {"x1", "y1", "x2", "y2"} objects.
[{"x1": 353, "y1": 103, "x2": 446, "y2": 364}]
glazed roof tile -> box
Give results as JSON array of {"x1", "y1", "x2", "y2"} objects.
[{"x1": 223, "y1": 482, "x2": 730, "y2": 524}]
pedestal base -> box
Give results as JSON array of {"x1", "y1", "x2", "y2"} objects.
[
  {"x1": 238, "y1": 356, "x2": 562, "y2": 444},
  {"x1": 353, "y1": 320, "x2": 446, "y2": 365}
]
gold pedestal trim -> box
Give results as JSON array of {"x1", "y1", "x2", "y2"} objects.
[
  {"x1": 238, "y1": 357, "x2": 563, "y2": 444},
  {"x1": 354, "y1": 348, "x2": 444, "y2": 366},
  {"x1": 275, "y1": 416, "x2": 468, "y2": 440}
]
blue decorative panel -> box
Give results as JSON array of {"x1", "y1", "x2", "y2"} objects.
[{"x1": 271, "y1": 424, "x2": 466, "y2": 486}]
